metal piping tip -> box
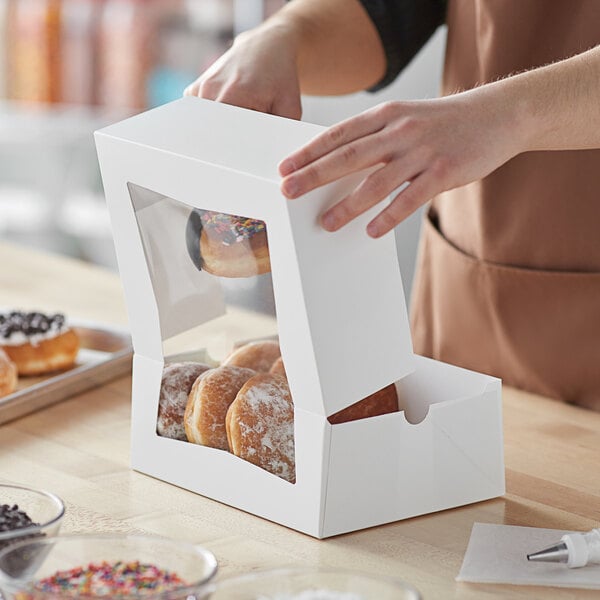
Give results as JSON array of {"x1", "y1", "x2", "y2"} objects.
[{"x1": 527, "y1": 541, "x2": 569, "y2": 563}]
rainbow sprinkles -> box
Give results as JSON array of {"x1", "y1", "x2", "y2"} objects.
[
  {"x1": 200, "y1": 211, "x2": 266, "y2": 246},
  {"x1": 21, "y1": 561, "x2": 187, "y2": 598}
]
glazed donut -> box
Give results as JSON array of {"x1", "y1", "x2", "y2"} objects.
[
  {"x1": 222, "y1": 340, "x2": 280, "y2": 373},
  {"x1": 269, "y1": 356, "x2": 286, "y2": 379},
  {"x1": 157, "y1": 362, "x2": 211, "y2": 441},
  {"x1": 184, "y1": 365, "x2": 256, "y2": 450},
  {"x1": 0, "y1": 348, "x2": 17, "y2": 398},
  {"x1": 226, "y1": 373, "x2": 295, "y2": 483},
  {"x1": 195, "y1": 210, "x2": 271, "y2": 278},
  {"x1": 328, "y1": 383, "x2": 399, "y2": 424},
  {"x1": 0, "y1": 311, "x2": 79, "y2": 376}
]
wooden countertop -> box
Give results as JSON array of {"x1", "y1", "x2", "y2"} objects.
[{"x1": 1, "y1": 241, "x2": 599, "y2": 599}]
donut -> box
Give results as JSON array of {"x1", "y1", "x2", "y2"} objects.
[
  {"x1": 226, "y1": 373, "x2": 295, "y2": 483},
  {"x1": 184, "y1": 365, "x2": 256, "y2": 450},
  {"x1": 264, "y1": 356, "x2": 395, "y2": 423},
  {"x1": 0, "y1": 311, "x2": 79, "y2": 376},
  {"x1": 222, "y1": 340, "x2": 280, "y2": 373},
  {"x1": 157, "y1": 362, "x2": 211, "y2": 441},
  {"x1": 328, "y1": 383, "x2": 399, "y2": 424},
  {"x1": 188, "y1": 210, "x2": 271, "y2": 278},
  {"x1": 0, "y1": 348, "x2": 17, "y2": 398},
  {"x1": 269, "y1": 356, "x2": 286, "y2": 379}
]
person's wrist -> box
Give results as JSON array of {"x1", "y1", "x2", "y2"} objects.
[
  {"x1": 258, "y1": 12, "x2": 316, "y2": 80},
  {"x1": 235, "y1": 16, "x2": 303, "y2": 64},
  {"x1": 470, "y1": 78, "x2": 536, "y2": 159},
  {"x1": 497, "y1": 73, "x2": 556, "y2": 153}
]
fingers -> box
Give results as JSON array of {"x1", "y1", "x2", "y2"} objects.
[
  {"x1": 185, "y1": 75, "x2": 224, "y2": 101},
  {"x1": 366, "y1": 173, "x2": 439, "y2": 238},
  {"x1": 318, "y1": 160, "x2": 437, "y2": 237},
  {"x1": 281, "y1": 130, "x2": 396, "y2": 199},
  {"x1": 274, "y1": 98, "x2": 448, "y2": 236},
  {"x1": 320, "y1": 161, "x2": 411, "y2": 232},
  {"x1": 279, "y1": 104, "x2": 390, "y2": 177},
  {"x1": 271, "y1": 95, "x2": 302, "y2": 121},
  {"x1": 184, "y1": 75, "x2": 301, "y2": 119},
  {"x1": 183, "y1": 79, "x2": 201, "y2": 97}
]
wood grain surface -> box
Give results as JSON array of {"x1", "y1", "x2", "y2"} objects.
[{"x1": 1, "y1": 241, "x2": 599, "y2": 599}]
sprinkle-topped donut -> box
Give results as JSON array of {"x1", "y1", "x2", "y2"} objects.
[
  {"x1": 200, "y1": 211, "x2": 266, "y2": 246},
  {"x1": 187, "y1": 208, "x2": 271, "y2": 278}
]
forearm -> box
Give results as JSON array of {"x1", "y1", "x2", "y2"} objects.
[
  {"x1": 479, "y1": 44, "x2": 600, "y2": 152},
  {"x1": 248, "y1": 0, "x2": 386, "y2": 95}
]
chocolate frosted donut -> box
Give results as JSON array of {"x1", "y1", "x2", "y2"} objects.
[
  {"x1": 0, "y1": 311, "x2": 79, "y2": 376},
  {"x1": 186, "y1": 209, "x2": 271, "y2": 278},
  {"x1": 157, "y1": 362, "x2": 211, "y2": 441}
]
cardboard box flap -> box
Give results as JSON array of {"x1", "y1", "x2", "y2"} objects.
[
  {"x1": 96, "y1": 97, "x2": 324, "y2": 183},
  {"x1": 96, "y1": 98, "x2": 415, "y2": 417},
  {"x1": 280, "y1": 182, "x2": 415, "y2": 416}
]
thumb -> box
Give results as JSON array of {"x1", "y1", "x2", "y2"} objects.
[{"x1": 272, "y1": 94, "x2": 302, "y2": 121}]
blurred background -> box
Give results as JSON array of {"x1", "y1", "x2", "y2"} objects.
[{"x1": 0, "y1": 0, "x2": 445, "y2": 301}]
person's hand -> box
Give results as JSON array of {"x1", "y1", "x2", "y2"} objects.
[
  {"x1": 278, "y1": 91, "x2": 524, "y2": 237},
  {"x1": 184, "y1": 23, "x2": 302, "y2": 120}
]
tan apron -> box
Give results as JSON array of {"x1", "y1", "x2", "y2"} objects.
[{"x1": 410, "y1": 0, "x2": 600, "y2": 409}]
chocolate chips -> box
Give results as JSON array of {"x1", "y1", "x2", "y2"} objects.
[
  {"x1": 0, "y1": 503, "x2": 44, "y2": 569},
  {"x1": 0, "y1": 503, "x2": 39, "y2": 533},
  {"x1": 0, "y1": 311, "x2": 65, "y2": 340},
  {"x1": 0, "y1": 504, "x2": 45, "y2": 578}
]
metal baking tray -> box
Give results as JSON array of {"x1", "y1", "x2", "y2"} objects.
[{"x1": 0, "y1": 321, "x2": 133, "y2": 425}]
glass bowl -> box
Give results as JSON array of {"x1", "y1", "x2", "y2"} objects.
[
  {"x1": 0, "y1": 484, "x2": 65, "y2": 550},
  {"x1": 0, "y1": 534, "x2": 218, "y2": 599},
  {"x1": 208, "y1": 567, "x2": 421, "y2": 599}
]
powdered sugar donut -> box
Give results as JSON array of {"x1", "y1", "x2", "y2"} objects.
[
  {"x1": 226, "y1": 373, "x2": 295, "y2": 483},
  {"x1": 269, "y1": 356, "x2": 286, "y2": 379},
  {"x1": 184, "y1": 365, "x2": 256, "y2": 450},
  {"x1": 222, "y1": 340, "x2": 280, "y2": 373},
  {"x1": 0, "y1": 348, "x2": 17, "y2": 398},
  {"x1": 157, "y1": 362, "x2": 211, "y2": 441}
]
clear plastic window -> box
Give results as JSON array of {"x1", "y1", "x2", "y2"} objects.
[{"x1": 130, "y1": 183, "x2": 296, "y2": 483}]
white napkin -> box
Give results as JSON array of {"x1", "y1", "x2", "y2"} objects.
[{"x1": 457, "y1": 523, "x2": 600, "y2": 590}]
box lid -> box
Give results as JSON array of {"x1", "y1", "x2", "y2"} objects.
[
  {"x1": 96, "y1": 97, "x2": 415, "y2": 417},
  {"x1": 97, "y1": 97, "x2": 325, "y2": 184}
]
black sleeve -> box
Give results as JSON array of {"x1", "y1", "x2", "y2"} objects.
[{"x1": 359, "y1": 0, "x2": 447, "y2": 91}]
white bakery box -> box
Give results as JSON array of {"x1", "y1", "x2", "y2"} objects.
[{"x1": 95, "y1": 97, "x2": 504, "y2": 539}]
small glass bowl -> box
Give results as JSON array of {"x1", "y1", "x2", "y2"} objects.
[
  {"x1": 0, "y1": 533, "x2": 218, "y2": 599},
  {"x1": 208, "y1": 567, "x2": 421, "y2": 599},
  {"x1": 0, "y1": 484, "x2": 65, "y2": 550}
]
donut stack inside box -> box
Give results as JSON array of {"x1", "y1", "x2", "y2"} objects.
[{"x1": 95, "y1": 97, "x2": 505, "y2": 538}]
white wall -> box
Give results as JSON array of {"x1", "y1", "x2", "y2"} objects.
[{"x1": 301, "y1": 27, "x2": 447, "y2": 302}]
